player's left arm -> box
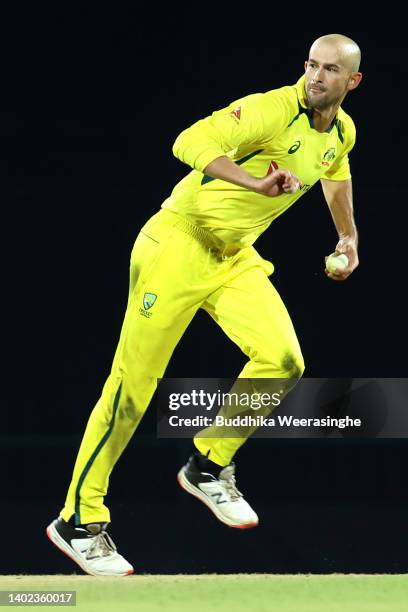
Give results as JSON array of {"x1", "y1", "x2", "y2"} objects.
[
  {"x1": 320, "y1": 177, "x2": 358, "y2": 281},
  {"x1": 320, "y1": 113, "x2": 358, "y2": 281}
]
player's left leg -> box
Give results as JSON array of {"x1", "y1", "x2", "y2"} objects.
[
  {"x1": 178, "y1": 252, "x2": 304, "y2": 527},
  {"x1": 197, "y1": 262, "x2": 305, "y2": 464}
]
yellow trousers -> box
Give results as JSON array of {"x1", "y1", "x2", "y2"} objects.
[{"x1": 60, "y1": 209, "x2": 304, "y2": 525}]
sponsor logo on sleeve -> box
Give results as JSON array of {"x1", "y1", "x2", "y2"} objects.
[{"x1": 230, "y1": 106, "x2": 241, "y2": 122}]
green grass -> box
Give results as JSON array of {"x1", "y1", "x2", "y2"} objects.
[{"x1": 0, "y1": 574, "x2": 407, "y2": 611}]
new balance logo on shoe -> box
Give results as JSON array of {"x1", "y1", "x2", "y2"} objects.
[
  {"x1": 210, "y1": 492, "x2": 227, "y2": 504},
  {"x1": 177, "y1": 453, "x2": 258, "y2": 529}
]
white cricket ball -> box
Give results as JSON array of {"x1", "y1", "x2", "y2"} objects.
[{"x1": 326, "y1": 253, "x2": 349, "y2": 273}]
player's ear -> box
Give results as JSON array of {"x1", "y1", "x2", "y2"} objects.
[
  {"x1": 304, "y1": 60, "x2": 308, "y2": 72},
  {"x1": 347, "y1": 72, "x2": 363, "y2": 91}
]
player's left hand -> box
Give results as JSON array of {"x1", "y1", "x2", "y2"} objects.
[{"x1": 324, "y1": 237, "x2": 359, "y2": 281}]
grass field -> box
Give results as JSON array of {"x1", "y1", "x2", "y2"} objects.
[{"x1": 1, "y1": 574, "x2": 407, "y2": 611}]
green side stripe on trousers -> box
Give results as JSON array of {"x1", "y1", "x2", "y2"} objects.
[{"x1": 74, "y1": 382, "x2": 122, "y2": 525}]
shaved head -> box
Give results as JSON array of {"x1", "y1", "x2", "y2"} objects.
[
  {"x1": 304, "y1": 33, "x2": 362, "y2": 113},
  {"x1": 310, "y1": 34, "x2": 361, "y2": 73}
]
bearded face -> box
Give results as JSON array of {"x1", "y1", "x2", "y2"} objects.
[{"x1": 304, "y1": 42, "x2": 358, "y2": 110}]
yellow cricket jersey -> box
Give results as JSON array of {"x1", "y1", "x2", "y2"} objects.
[{"x1": 161, "y1": 74, "x2": 356, "y2": 249}]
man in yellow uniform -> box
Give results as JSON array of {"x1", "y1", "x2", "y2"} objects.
[{"x1": 47, "y1": 33, "x2": 362, "y2": 576}]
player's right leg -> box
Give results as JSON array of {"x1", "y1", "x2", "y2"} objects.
[{"x1": 47, "y1": 210, "x2": 213, "y2": 575}]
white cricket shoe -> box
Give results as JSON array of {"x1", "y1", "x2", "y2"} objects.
[
  {"x1": 46, "y1": 517, "x2": 134, "y2": 576},
  {"x1": 177, "y1": 454, "x2": 258, "y2": 529}
]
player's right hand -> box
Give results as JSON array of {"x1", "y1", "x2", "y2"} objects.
[{"x1": 254, "y1": 168, "x2": 302, "y2": 197}]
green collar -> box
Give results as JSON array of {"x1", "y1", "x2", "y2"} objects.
[{"x1": 293, "y1": 74, "x2": 343, "y2": 139}]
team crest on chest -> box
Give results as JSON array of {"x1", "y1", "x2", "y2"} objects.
[{"x1": 322, "y1": 147, "x2": 336, "y2": 166}]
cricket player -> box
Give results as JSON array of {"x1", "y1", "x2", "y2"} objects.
[{"x1": 47, "y1": 34, "x2": 362, "y2": 576}]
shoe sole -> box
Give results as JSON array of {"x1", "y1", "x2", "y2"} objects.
[
  {"x1": 46, "y1": 521, "x2": 134, "y2": 577},
  {"x1": 177, "y1": 468, "x2": 258, "y2": 529}
]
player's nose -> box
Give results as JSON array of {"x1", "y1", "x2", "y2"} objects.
[{"x1": 313, "y1": 66, "x2": 324, "y2": 82}]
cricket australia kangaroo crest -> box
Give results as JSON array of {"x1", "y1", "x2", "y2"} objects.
[{"x1": 139, "y1": 292, "x2": 157, "y2": 318}]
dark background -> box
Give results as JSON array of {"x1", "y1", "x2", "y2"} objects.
[{"x1": 1, "y1": 9, "x2": 407, "y2": 575}]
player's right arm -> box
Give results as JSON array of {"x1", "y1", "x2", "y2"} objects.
[
  {"x1": 203, "y1": 155, "x2": 301, "y2": 196},
  {"x1": 172, "y1": 91, "x2": 301, "y2": 197}
]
